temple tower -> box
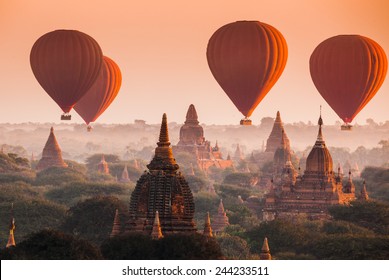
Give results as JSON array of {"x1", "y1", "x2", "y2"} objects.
[
  {"x1": 203, "y1": 212, "x2": 213, "y2": 237},
  {"x1": 36, "y1": 127, "x2": 67, "y2": 171},
  {"x1": 127, "y1": 114, "x2": 196, "y2": 235},
  {"x1": 212, "y1": 199, "x2": 230, "y2": 233},
  {"x1": 120, "y1": 164, "x2": 130, "y2": 182},
  {"x1": 177, "y1": 104, "x2": 205, "y2": 146},
  {"x1": 265, "y1": 111, "x2": 290, "y2": 153},
  {"x1": 6, "y1": 204, "x2": 16, "y2": 248},
  {"x1": 110, "y1": 209, "x2": 121, "y2": 238},
  {"x1": 98, "y1": 155, "x2": 109, "y2": 174}
]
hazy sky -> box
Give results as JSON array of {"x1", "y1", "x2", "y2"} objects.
[{"x1": 0, "y1": 0, "x2": 388, "y2": 125}]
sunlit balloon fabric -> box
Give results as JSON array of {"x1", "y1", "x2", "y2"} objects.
[
  {"x1": 30, "y1": 29, "x2": 103, "y2": 115},
  {"x1": 74, "y1": 56, "x2": 122, "y2": 126},
  {"x1": 207, "y1": 21, "x2": 288, "y2": 119},
  {"x1": 310, "y1": 35, "x2": 387, "y2": 124}
]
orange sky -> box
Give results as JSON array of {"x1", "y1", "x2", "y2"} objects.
[{"x1": 0, "y1": 0, "x2": 388, "y2": 125}]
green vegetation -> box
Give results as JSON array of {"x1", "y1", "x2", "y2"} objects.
[
  {"x1": 60, "y1": 196, "x2": 129, "y2": 244},
  {"x1": 0, "y1": 229, "x2": 102, "y2": 260}
]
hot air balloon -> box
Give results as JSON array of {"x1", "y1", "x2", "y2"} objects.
[
  {"x1": 310, "y1": 35, "x2": 387, "y2": 130},
  {"x1": 206, "y1": 21, "x2": 288, "y2": 125},
  {"x1": 30, "y1": 30, "x2": 103, "y2": 120},
  {"x1": 74, "y1": 56, "x2": 122, "y2": 131}
]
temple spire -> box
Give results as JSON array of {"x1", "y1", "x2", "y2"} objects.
[
  {"x1": 259, "y1": 237, "x2": 272, "y2": 260},
  {"x1": 203, "y1": 212, "x2": 213, "y2": 237},
  {"x1": 315, "y1": 107, "x2": 325, "y2": 145},
  {"x1": 6, "y1": 203, "x2": 16, "y2": 248},
  {"x1": 110, "y1": 209, "x2": 121, "y2": 238},
  {"x1": 151, "y1": 211, "x2": 163, "y2": 239},
  {"x1": 36, "y1": 127, "x2": 67, "y2": 171},
  {"x1": 360, "y1": 181, "x2": 369, "y2": 201},
  {"x1": 147, "y1": 114, "x2": 178, "y2": 172},
  {"x1": 185, "y1": 104, "x2": 199, "y2": 125}
]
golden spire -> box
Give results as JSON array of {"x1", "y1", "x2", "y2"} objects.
[
  {"x1": 6, "y1": 203, "x2": 16, "y2": 248},
  {"x1": 151, "y1": 211, "x2": 163, "y2": 239},
  {"x1": 259, "y1": 237, "x2": 272, "y2": 260},
  {"x1": 110, "y1": 209, "x2": 121, "y2": 238},
  {"x1": 147, "y1": 114, "x2": 178, "y2": 171},
  {"x1": 203, "y1": 212, "x2": 213, "y2": 237}
]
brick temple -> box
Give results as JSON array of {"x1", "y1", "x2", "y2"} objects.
[
  {"x1": 172, "y1": 104, "x2": 233, "y2": 171},
  {"x1": 263, "y1": 114, "x2": 356, "y2": 220},
  {"x1": 126, "y1": 113, "x2": 197, "y2": 235},
  {"x1": 36, "y1": 127, "x2": 67, "y2": 171}
]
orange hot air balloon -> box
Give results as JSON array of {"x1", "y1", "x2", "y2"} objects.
[
  {"x1": 310, "y1": 35, "x2": 387, "y2": 130},
  {"x1": 74, "y1": 56, "x2": 122, "y2": 131},
  {"x1": 30, "y1": 30, "x2": 103, "y2": 120},
  {"x1": 207, "y1": 21, "x2": 288, "y2": 125}
]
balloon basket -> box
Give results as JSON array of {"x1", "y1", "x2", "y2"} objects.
[
  {"x1": 61, "y1": 114, "x2": 71, "y2": 120},
  {"x1": 240, "y1": 119, "x2": 252, "y2": 125},
  {"x1": 87, "y1": 125, "x2": 92, "y2": 132},
  {"x1": 341, "y1": 123, "x2": 352, "y2": 131}
]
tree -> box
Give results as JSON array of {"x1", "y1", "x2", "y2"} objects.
[
  {"x1": 155, "y1": 233, "x2": 223, "y2": 260},
  {"x1": 34, "y1": 166, "x2": 87, "y2": 186},
  {"x1": 60, "y1": 196, "x2": 129, "y2": 244},
  {"x1": 0, "y1": 229, "x2": 102, "y2": 260},
  {"x1": 329, "y1": 201, "x2": 389, "y2": 235},
  {"x1": 217, "y1": 235, "x2": 250, "y2": 260},
  {"x1": 100, "y1": 233, "x2": 155, "y2": 260}
]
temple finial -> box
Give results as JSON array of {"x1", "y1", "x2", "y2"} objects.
[
  {"x1": 158, "y1": 113, "x2": 170, "y2": 145},
  {"x1": 259, "y1": 237, "x2": 272, "y2": 260},
  {"x1": 203, "y1": 212, "x2": 213, "y2": 237},
  {"x1": 151, "y1": 211, "x2": 164, "y2": 239}
]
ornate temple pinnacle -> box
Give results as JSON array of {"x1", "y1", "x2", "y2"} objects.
[
  {"x1": 158, "y1": 113, "x2": 170, "y2": 146},
  {"x1": 50, "y1": 127, "x2": 54, "y2": 133},
  {"x1": 147, "y1": 114, "x2": 178, "y2": 171},
  {"x1": 315, "y1": 111, "x2": 325, "y2": 144}
]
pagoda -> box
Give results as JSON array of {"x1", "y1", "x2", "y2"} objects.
[
  {"x1": 212, "y1": 199, "x2": 230, "y2": 233},
  {"x1": 6, "y1": 204, "x2": 16, "y2": 248},
  {"x1": 259, "y1": 237, "x2": 272, "y2": 260},
  {"x1": 98, "y1": 155, "x2": 109, "y2": 174},
  {"x1": 126, "y1": 114, "x2": 197, "y2": 235},
  {"x1": 172, "y1": 104, "x2": 232, "y2": 171},
  {"x1": 265, "y1": 111, "x2": 290, "y2": 153},
  {"x1": 263, "y1": 113, "x2": 355, "y2": 220},
  {"x1": 36, "y1": 127, "x2": 67, "y2": 171},
  {"x1": 120, "y1": 164, "x2": 131, "y2": 182},
  {"x1": 110, "y1": 209, "x2": 121, "y2": 238}
]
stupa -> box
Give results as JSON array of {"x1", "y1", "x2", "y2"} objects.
[{"x1": 36, "y1": 127, "x2": 68, "y2": 171}]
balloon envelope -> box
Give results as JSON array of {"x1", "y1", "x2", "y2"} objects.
[
  {"x1": 206, "y1": 21, "x2": 288, "y2": 118},
  {"x1": 310, "y1": 35, "x2": 387, "y2": 123},
  {"x1": 30, "y1": 30, "x2": 103, "y2": 114},
  {"x1": 74, "y1": 56, "x2": 122, "y2": 125}
]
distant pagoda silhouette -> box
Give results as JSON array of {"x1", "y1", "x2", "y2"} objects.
[
  {"x1": 36, "y1": 127, "x2": 67, "y2": 171},
  {"x1": 212, "y1": 199, "x2": 230, "y2": 233},
  {"x1": 98, "y1": 154, "x2": 109, "y2": 174},
  {"x1": 120, "y1": 164, "x2": 131, "y2": 182},
  {"x1": 6, "y1": 203, "x2": 16, "y2": 248},
  {"x1": 172, "y1": 104, "x2": 232, "y2": 171},
  {"x1": 110, "y1": 209, "x2": 121, "y2": 238},
  {"x1": 126, "y1": 113, "x2": 196, "y2": 235},
  {"x1": 265, "y1": 111, "x2": 290, "y2": 153}
]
